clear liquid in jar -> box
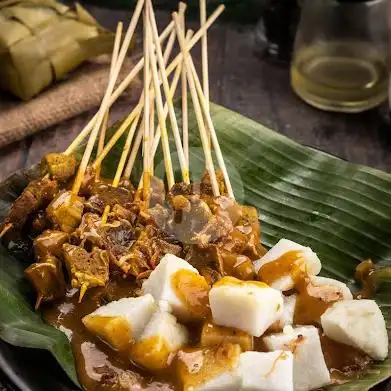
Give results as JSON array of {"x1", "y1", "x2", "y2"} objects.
[{"x1": 291, "y1": 41, "x2": 389, "y2": 112}]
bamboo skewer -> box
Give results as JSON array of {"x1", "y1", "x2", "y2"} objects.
[
  {"x1": 142, "y1": 7, "x2": 152, "y2": 205},
  {"x1": 64, "y1": 4, "x2": 224, "y2": 156},
  {"x1": 92, "y1": 12, "x2": 184, "y2": 173},
  {"x1": 71, "y1": 0, "x2": 145, "y2": 196},
  {"x1": 147, "y1": 17, "x2": 174, "y2": 189},
  {"x1": 151, "y1": 29, "x2": 193, "y2": 160},
  {"x1": 173, "y1": 14, "x2": 234, "y2": 199},
  {"x1": 147, "y1": 0, "x2": 189, "y2": 185},
  {"x1": 95, "y1": 22, "x2": 123, "y2": 180},
  {"x1": 181, "y1": 15, "x2": 189, "y2": 166},
  {"x1": 173, "y1": 13, "x2": 219, "y2": 196},
  {"x1": 64, "y1": 18, "x2": 175, "y2": 156},
  {"x1": 200, "y1": 0, "x2": 210, "y2": 113}
]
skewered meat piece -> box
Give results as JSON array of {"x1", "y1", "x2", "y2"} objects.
[
  {"x1": 168, "y1": 196, "x2": 213, "y2": 244},
  {"x1": 200, "y1": 169, "x2": 227, "y2": 196},
  {"x1": 109, "y1": 204, "x2": 138, "y2": 224},
  {"x1": 0, "y1": 177, "x2": 58, "y2": 233},
  {"x1": 46, "y1": 191, "x2": 84, "y2": 233},
  {"x1": 150, "y1": 175, "x2": 165, "y2": 206},
  {"x1": 62, "y1": 243, "x2": 109, "y2": 295},
  {"x1": 34, "y1": 230, "x2": 69, "y2": 261},
  {"x1": 118, "y1": 178, "x2": 135, "y2": 193},
  {"x1": 41, "y1": 153, "x2": 77, "y2": 182},
  {"x1": 72, "y1": 213, "x2": 102, "y2": 248},
  {"x1": 79, "y1": 165, "x2": 96, "y2": 197},
  {"x1": 209, "y1": 196, "x2": 242, "y2": 226},
  {"x1": 85, "y1": 184, "x2": 134, "y2": 215},
  {"x1": 237, "y1": 206, "x2": 265, "y2": 260},
  {"x1": 167, "y1": 182, "x2": 194, "y2": 199},
  {"x1": 113, "y1": 225, "x2": 181, "y2": 276},
  {"x1": 147, "y1": 204, "x2": 170, "y2": 230},
  {"x1": 29, "y1": 210, "x2": 50, "y2": 236},
  {"x1": 24, "y1": 254, "x2": 66, "y2": 309},
  {"x1": 100, "y1": 218, "x2": 136, "y2": 268}
]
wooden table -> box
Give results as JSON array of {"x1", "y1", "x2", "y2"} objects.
[{"x1": 1, "y1": 5, "x2": 391, "y2": 183}]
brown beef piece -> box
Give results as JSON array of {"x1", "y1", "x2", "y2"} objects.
[
  {"x1": 100, "y1": 218, "x2": 136, "y2": 266},
  {"x1": 1, "y1": 177, "x2": 58, "y2": 232},
  {"x1": 74, "y1": 213, "x2": 102, "y2": 247},
  {"x1": 191, "y1": 214, "x2": 233, "y2": 247},
  {"x1": 168, "y1": 196, "x2": 213, "y2": 244},
  {"x1": 30, "y1": 210, "x2": 50, "y2": 236},
  {"x1": 46, "y1": 191, "x2": 84, "y2": 233},
  {"x1": 34, "y1": 230, "x2": 69, "y2": 261},
  {"x1": 236, "y1": 206, "x2": 264, "y2": 260},
  {"x1": 85, "y1": 184, "x2": 134, "y2": 215},
  {"x1": 24, "y1": 254, "x2": 66, "y2": 309},
  {"x1": 110, "y1": 204, "x2": 138, "y2": 225},
  {"x1": 167, "y1": 182, "x2": 194, "y2": 199},
  {"x1": 147, "y1": 204, "x2": 170, "y2": 230},
  {"x1": 149, "y1": 176, "x2": 165, "y2": 206},
  {"x1": 115, "y1": 225, "x2": 181, "y2": 276},
  {"x1": 79, "y1": 166, "x2": 96, "y2": 197},
  {"x1": 200, "y1": 169, "x2": 227, "y2": 196},
  {"x1": 62, "y1": 244, "x2": 109, "y2": 292},
  {"x1": 41, "y1": 153, "x2": 77, "y2": 182}
]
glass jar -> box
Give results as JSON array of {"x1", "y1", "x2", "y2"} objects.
[{"x1": 291, "y1": 0, "x2": 391, "y2": 112}]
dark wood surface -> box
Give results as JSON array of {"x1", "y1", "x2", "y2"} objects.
[
  {"x1": 1, "y1": 6, "x2": 391, "y2": 183},
  {"x1": 0, "y1": 5, "x2": 391, "y2": 390}
]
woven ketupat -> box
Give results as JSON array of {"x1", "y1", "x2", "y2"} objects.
[{"x1": 0, "y1": 0, "x2": 115, "y2": 100}]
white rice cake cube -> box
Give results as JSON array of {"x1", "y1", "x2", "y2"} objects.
[
  {"x1": 309, "y1": 276, "x2": 353, "y2": 300},
  {"x1": 238, "y1": 351, "x2": 294, "y2": 391},
  {"x1": 142, "y1": 253, "x2": 209, "y2": 320},
  {"x1": 82, "y1": 294, "x2": 156, "y2": 350},
  {"x1": 281, "y1": 294, "x2": 297, "y2": 328},
  {"x1": 130, "y1": 308, "x2": 188, "y2": 370},
  {"x1": 254, "y1": 239, "x2": 321, "y2": 291},
  {"x1": 176, "y1": 343, "x2": 242, "y2": 391},
  {"x1": 263, "y1": 326, "x2": 330, "y2": 391},
  {"x1": 209, "y1": 277, "x2": 283, "y2": 337},
  {"x1": 321, "y1": 300, "x2": 388, "y2": 360}
]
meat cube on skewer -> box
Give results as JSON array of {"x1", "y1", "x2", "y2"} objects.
[
  {"x1": 46, "y1": 191, "x2": 84, "y2": 233},
  {"x1": 41, "y1": 153, "x2": 77, "y2": 182},
  {"x1": 72, "y1": 213, "x2": 102, "y2": 247},
  {"x1": 85, "y1": 184, "x2": 134, "y2": 215},
  {"x1": 34, "y1": 230, "x2": 69, "y2": 261},
  {"x1": 1, "y1": 177, "x2": 58, "y2": 234},
  {"x1": 62, "y1": 243, "x2": 109, "y2": 300},
  {"x1": 24, "y1": 254, "x2": 66, "y2": 309}
]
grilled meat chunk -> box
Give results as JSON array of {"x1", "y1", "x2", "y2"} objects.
[
  {"x1": 41, "y1": 153, "x2": 77, "y2": 182},
  {"x1": 150, "y1": 176, "x2": 165, "y2": 206},
  {"x1": 63, "y1": 243, "x2": 109, "y2": 294},
  {"x1": 73, "y1": 213, "x2": 102, "y2": 247},
  {"x1": 30, "y1": 210, "x2": 50, "y2": 236},
  {"x1": 100, "y1": 218, "x2": 136, "y2": 267},
  {"x1": 110, "y1": 204, "x2": 138, "y2": 224},
  {"x1": 46, "y1": 191, "x2": 84, "y2": 233},
  {"x1": 25, "y1": 254, "x2": 66, "y2": 309},
  {"x1": 1, "y1": 177, "x2": 58, "y2": 233},
  {"x1": 200, "y1": 169, "x2": 227, "y2": 196},
  {"x1": 85, "y1": 184, "x2": 134, "y2": 215},
  {"x1": 113, "y1": 225, "x2": 181, "y2": 276},
  {"x1": 34, "y1": 230, "x2": 69, "y2": 261}
]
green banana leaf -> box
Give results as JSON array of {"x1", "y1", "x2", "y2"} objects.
[{"x1": 0, "y1": 102, "x2": 391, "y2": 390}]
